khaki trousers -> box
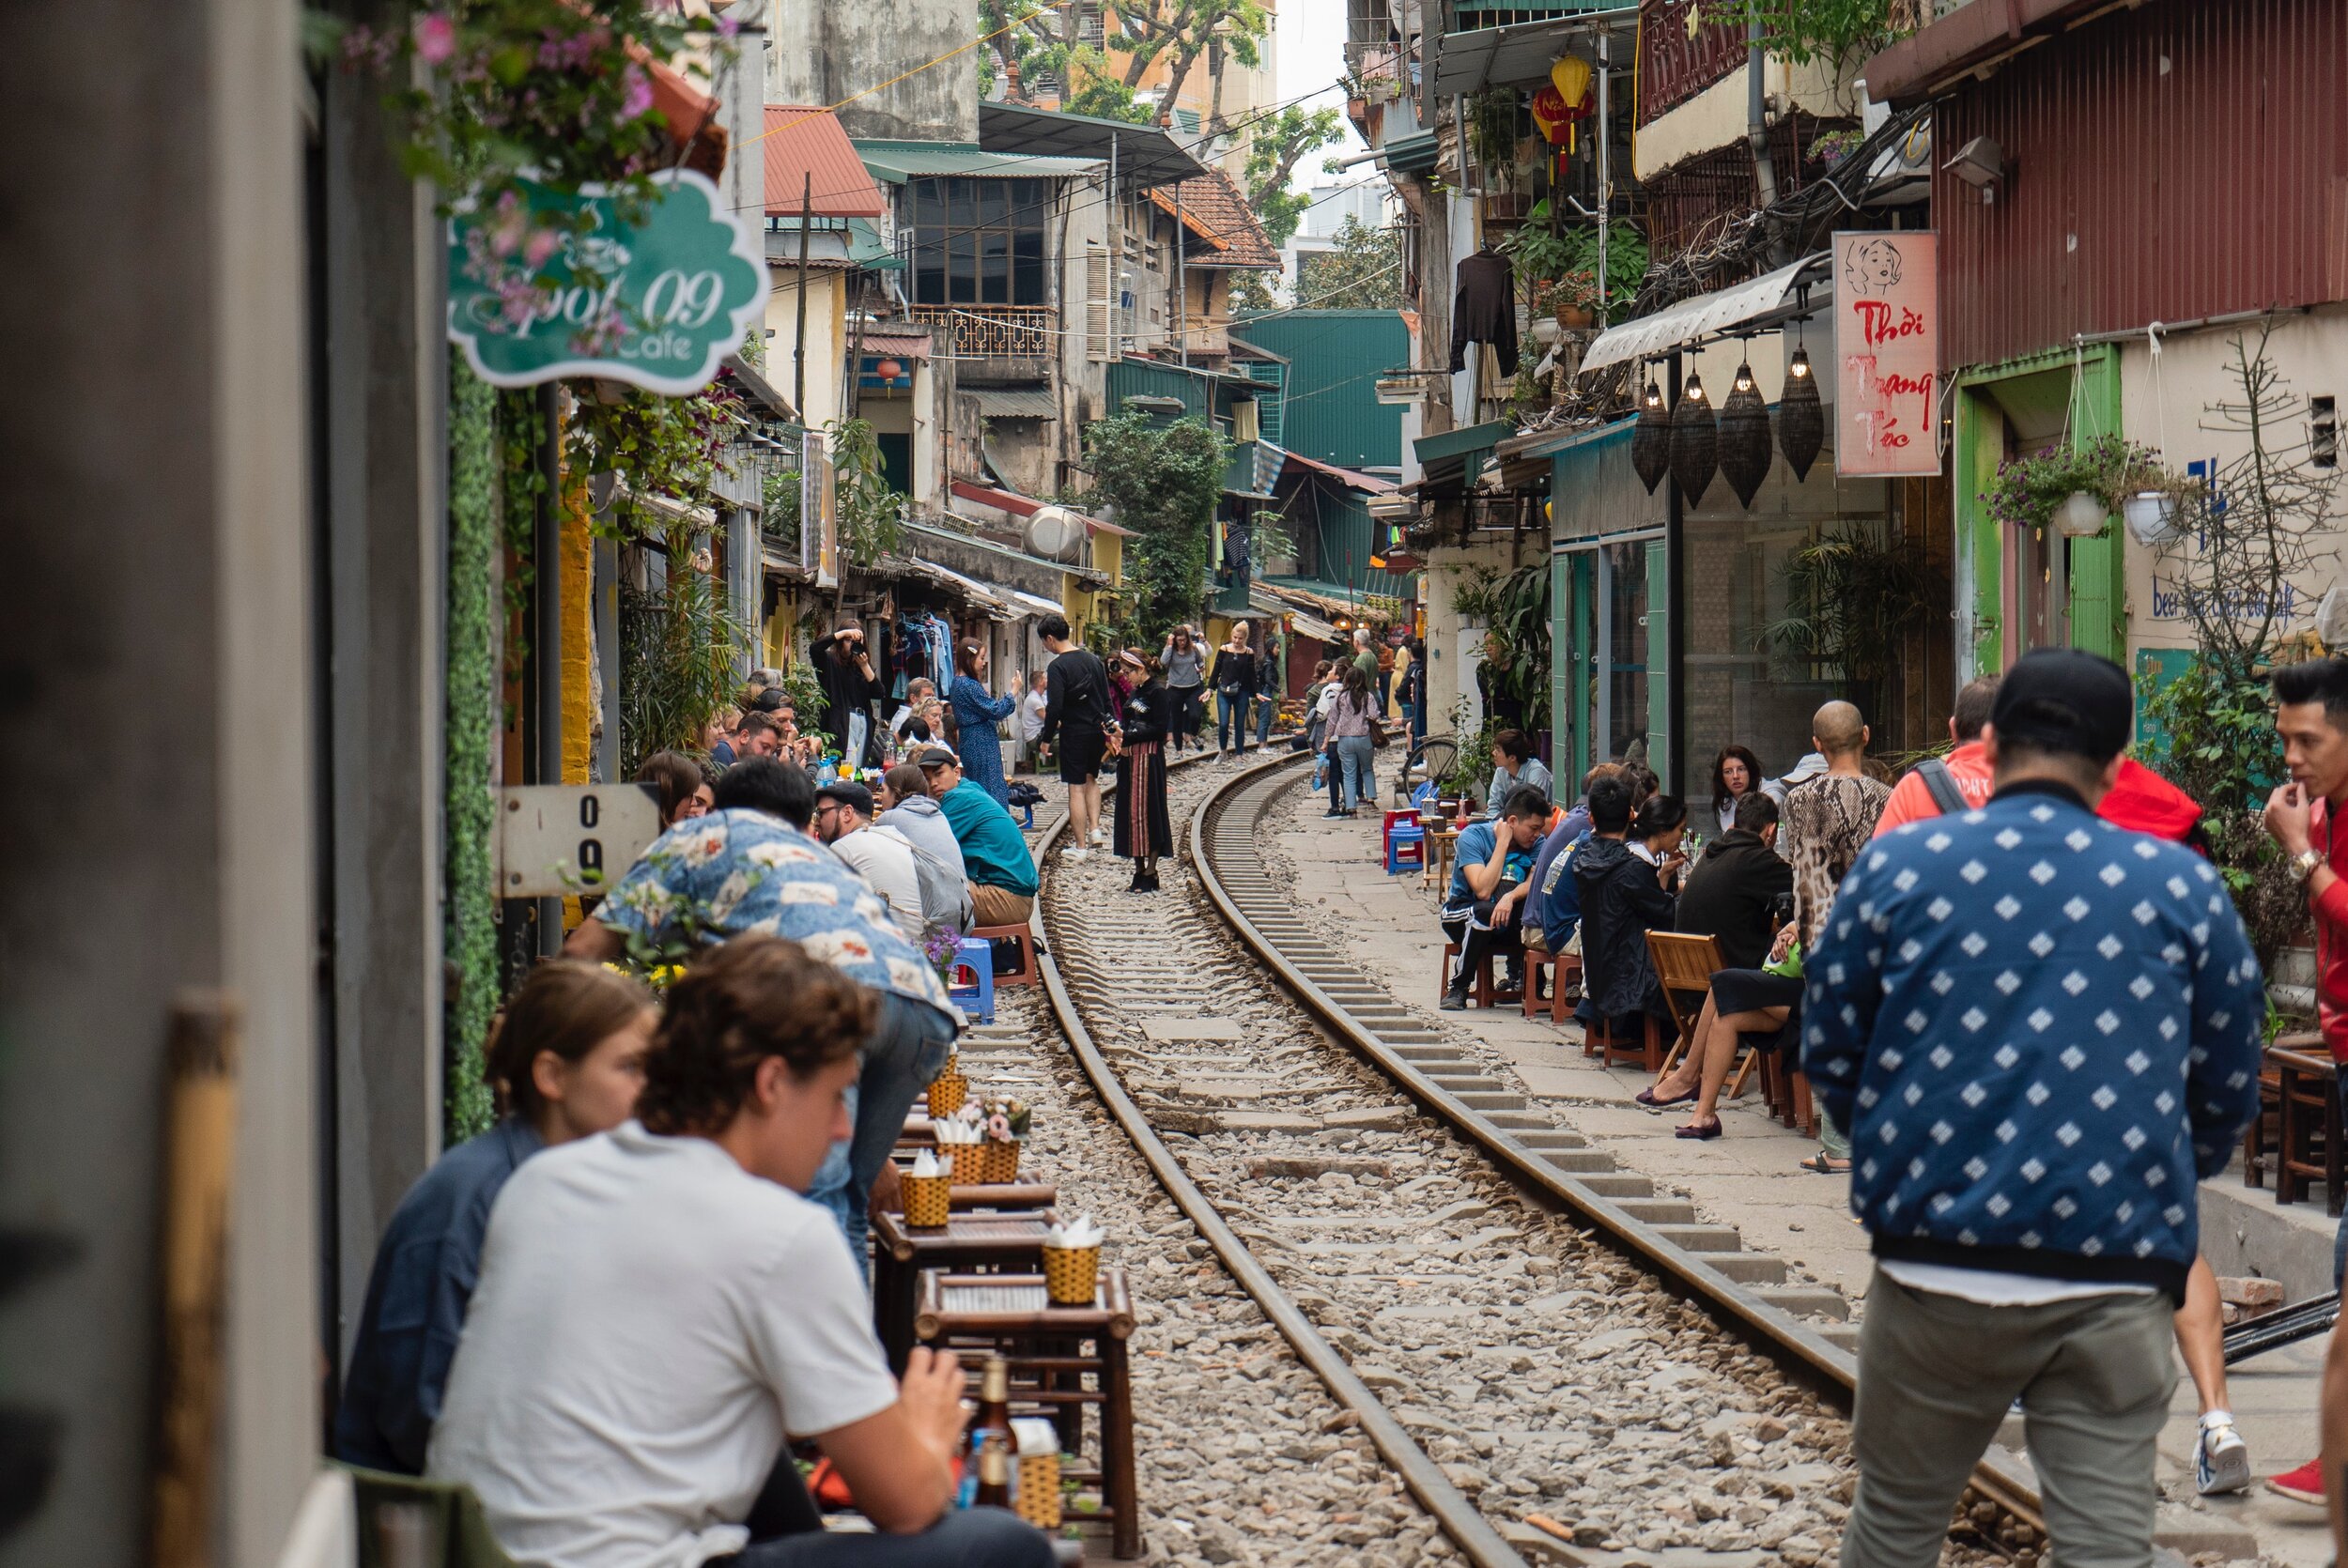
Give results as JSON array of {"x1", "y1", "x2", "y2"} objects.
[
  {"x1": 1842, "y1": 1268, "x2": 2175, "y2": 1568},
  {"x1": 968, "y1": 883, "x2": 1034, "y2": 928}
]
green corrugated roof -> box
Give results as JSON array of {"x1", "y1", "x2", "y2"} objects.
[
  {"x1": 1413, "y1": 420, "x2": 1513, "y2": 463},
  {"x1": 852, "y1": 142, "x2": 1103, "y2": 183},
  {"x1": 1228, "y1": 311, "x2": 1408, "y2": 471}
]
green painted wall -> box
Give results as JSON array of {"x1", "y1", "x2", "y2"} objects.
[
  {"x1": 1229, "y1": 310, "x2": 1408, "y2": 471},
  {"x1": 1954, "y1": 344, "x2": 2125, "y2": 672}
]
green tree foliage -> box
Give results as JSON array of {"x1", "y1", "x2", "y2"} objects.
[
  {"x1": 1244, "y1": 105, "x2": 1344, "y2": 252},
  {"x1": 829, "y1": 416, "x2": 907, "y2": 571},
  {"x1": 1718, "y1": 0, "x2": 1919, "y2": 102},
  {"x1": 1059, "y1": 73, "x2": 1156, "y2": 123},
  {"x1": 1104, "y1": 0, "x2": 1266, "y2": 116},
  {"x1": 443, "y1": 363, "x2": 501, "y2": 1142},
  {"x1": 1084, "y1": 414, "x2": 1228, "y2": 636},
  {"x1": 1293, "y1": 214, "x2": 1407, "y2": 310},
  {"x1": 618, "y1": 545, "x2": 747, "y2": 775},
  {"x1": 1451, "y1": 563, "x2": 1551, "y2": 729}
]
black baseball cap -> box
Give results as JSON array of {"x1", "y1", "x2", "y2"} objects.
[
  {"x1": 1989, "y1": 647, "x2": 2133, "y2": 762},
  {"x1": 915, "y1": 746, "x2": 961, "y2": 770},
  {"x1": 814, "y1": 779, "x2": 873, "y2": 816}
]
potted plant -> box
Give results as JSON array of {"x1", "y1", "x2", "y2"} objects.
[
  {"x1": 2115, "y1": 446, "x2": 2203, "y2": 546},
  {"x1": 1982, "y1": 435, "x2": 2199, "y2": 542}
]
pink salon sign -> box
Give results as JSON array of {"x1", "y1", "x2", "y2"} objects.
[{"x1": 1832, "y1": 230, "x2": 1941, "y2": 477}]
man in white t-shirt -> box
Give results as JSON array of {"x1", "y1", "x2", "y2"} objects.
[
  {"x1": 813, "y1": 779, "x2": 923, "y2": 936},
  {"x1": 429, "y1": 937, "x2": 1049, "y2": 1568}
]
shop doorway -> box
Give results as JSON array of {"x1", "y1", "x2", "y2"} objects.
[{"x1": 1553, "y1": 530, "x2": 1667, "y2": 790}]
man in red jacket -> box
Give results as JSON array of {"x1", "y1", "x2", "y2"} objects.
[{"x1": 2262, "y1": 657, "x2": 2348, "y2": 1505}]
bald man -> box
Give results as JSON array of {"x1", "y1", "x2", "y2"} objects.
[{"x1": 1778, "y1": 700, "x2": 1889, "y2": 1174}]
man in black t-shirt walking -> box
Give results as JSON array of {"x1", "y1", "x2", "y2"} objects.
[{"x1": 1036, "y1": 613, "x2": 1115, "y2": 858}]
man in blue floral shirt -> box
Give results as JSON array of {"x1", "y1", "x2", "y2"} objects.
[{"x1": 567, "y1": 759, "x2": 956, "y2": 1267}]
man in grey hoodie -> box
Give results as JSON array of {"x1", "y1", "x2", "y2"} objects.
[{"x1": 878, "y1": 763, "x2": 967, "y2": 883}]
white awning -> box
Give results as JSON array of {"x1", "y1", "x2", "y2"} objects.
[
  {"x1": 911, "y1": 557, "x2": 1063, "y2": 622},
  {"x1": 1580, "y1": 252, "x2": 1830, "y2": 374}
]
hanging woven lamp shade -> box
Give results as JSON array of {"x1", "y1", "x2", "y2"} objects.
[
  {"x1": 1778, "y1": 346, "x2": 1825, "y2": 481},
  {"x1": 1630, "y1": 377, "x2": 1670, "y2": 494},
  {"x1": 1669, "y1": 375, "x2": 1717, "y2": 505},
  {"x1": 1717, "y1": 361, "x2": 1772, "y2": 509}
]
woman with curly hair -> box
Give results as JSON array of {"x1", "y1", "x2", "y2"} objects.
[
  {"x1": 428, "y1": 936, "x2": 1051, "y2": 1568},
  {"x1": 333, "y1": 961, "x2": 655, "y2": 1474}
]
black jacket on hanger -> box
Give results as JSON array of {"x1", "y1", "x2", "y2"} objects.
[{"x1": 1448, "y1": 251, "x2": 1519, "y2": 377}]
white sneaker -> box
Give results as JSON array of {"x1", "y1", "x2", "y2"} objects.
[
  {"x1": 1063, "y1": 847, "x2": 1089, "y2": 862},
  {"x1": 2196, "y1": 1412, "x2": 2252, "y2": 1496}
]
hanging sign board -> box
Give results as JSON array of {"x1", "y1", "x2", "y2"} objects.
[
  {"x1": 448, "y1": 169, "x2": 766, "y2": 396},
  {"x1": 497, "y1": 784, "x2": 663, "y2": 899},
  {"x1": 1832, "y1": 230, "x2": 1941, "y2": 477}
]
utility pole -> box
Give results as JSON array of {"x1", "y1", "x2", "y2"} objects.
[
  {"x1": 793, "y1": 173, "x2": 812, "y2": 414},
  {"x1": 1175, "y1": 181, "x2": 1188, "y2": 368}
]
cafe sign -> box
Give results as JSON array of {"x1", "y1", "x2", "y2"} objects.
[
  {"x1": 1832, "y1": 229, "x2": 1941, "y2": 478},
  {"x1": 447, "y1": 169, "x2": 766, "y2": 396}
]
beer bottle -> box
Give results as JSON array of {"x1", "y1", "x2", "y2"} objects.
[
  {"x1": 974, "y1": 1437, "x2": 1012, "y2": 1509},
  {"x1": 974, "y1": 1355, "x2": 1012, "y2": 1444}
]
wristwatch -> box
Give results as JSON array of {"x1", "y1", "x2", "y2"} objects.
[{"x1": 2290, "y1": 848, "x2": 2325, "y2": 884}]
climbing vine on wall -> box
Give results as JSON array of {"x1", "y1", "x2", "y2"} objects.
[
  {"x1": 1084, "y1": 413, "x2": 1228, "y2": 637},
  {"x1": 444, "y1": 362, "x2": 502, "y2": 1142}
]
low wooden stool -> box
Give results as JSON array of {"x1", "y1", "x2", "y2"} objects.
[
  {"x1": 917, "y1": 1269, "x2": 1140, "y2": 1559},
  {"x1": 1522, "y1": 948, "x2": 1579, "y2": 1023},
  {"x1": 2242, "y1": 1038, "x2": 2299, "y2": 1191},
  {"x1": 2272, "y1": 1042, "x2": 2342, "y2": 1213},
  {"x1": 972, "y1": 923, "x2": 1039, "y2": 988},
  {"x1": 1439, "y1": 941, "x2": 1494, "y2": 1007},
  {"x1": 871, "y1": 1208, "x2": 1056, "y2": 1373},
  {"x1": 1586, "y1": 1011, "x2": 1658, "y2": 1070}
]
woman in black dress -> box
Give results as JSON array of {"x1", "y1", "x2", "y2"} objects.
[{"x1": 1112, "y1": 650, "x2": 1174, "y2": 892}]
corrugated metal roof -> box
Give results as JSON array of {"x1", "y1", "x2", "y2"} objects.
[
  {"x1": 853, "y1": 142, "x2": 1102, "y2": 183},
  {"x1": 1228, "y1": 311, "x2": 1410, "y2": 470},
  {"x1": 977, "y1": 102, "x2": 1208, "y2": 191},
  {"x1": 1930, "y1": 0, "x2": 2348, "y2": 372},
  {"x1": 968, "y1": 386, "x2": 1058, "y2": 418},
  {"x1": 1430, "y1": 7, "x2": 1636, "y2": 97},
  {"x1": 763, "y1": 106, "x2": 886, "y2": 219}
]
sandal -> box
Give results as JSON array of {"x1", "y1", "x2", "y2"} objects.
[
  {"x1": 1799, "y1": 1153, "x2": 1851, "y2": 1175},
  {"x1": 1635, "y1": 1084, "x2": 1698, "y2": 1112},
  {"x1": 1674, "y1": 1117, "x2": 1722, "y2": 1141}
]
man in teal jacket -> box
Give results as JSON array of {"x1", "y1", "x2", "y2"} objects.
[{"x1": 919, "y1": 747, "x2": 1037, "y2": 926}]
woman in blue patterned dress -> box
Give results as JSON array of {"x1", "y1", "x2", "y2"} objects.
[{"x1": 948, "y1": 638, "x2": 1021, "y2": 804}]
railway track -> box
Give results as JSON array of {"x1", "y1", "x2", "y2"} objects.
[{"x1": 1014, "y1": 751, "x2": 1977, "y2": 1567}]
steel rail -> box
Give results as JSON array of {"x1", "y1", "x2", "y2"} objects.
[
  {"x1": 1025, "y1": 749, "x2": 1532, "y2": 1568},
  {"x1": 1183, "y1": 755, "x2": 2055, "y2": 1558}
]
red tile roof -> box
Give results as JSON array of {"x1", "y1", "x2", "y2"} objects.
[
  {"x1": 1148, "y1": 168, "x2": 1281, "y2": 269},
  {"x1": 763, "y1": 105, "x2": 888, "y2": 220}
]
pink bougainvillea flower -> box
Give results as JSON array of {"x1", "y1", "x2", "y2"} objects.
[
  {"x1": 619, "y1": 63, "x2": 655, "y2": 120},
  {"x1": 412, "y1": 11, "x2": 456, "y2": 65},
  {"x1": 523, "y1": 228, "x2": 562, "y2": 268}
]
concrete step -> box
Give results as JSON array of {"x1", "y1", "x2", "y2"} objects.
[
  {"x1": 1704, "y1": 1252, "x2": 1789, "y2": 1285},
  {"x1": 1454, "y1": 1090, "x2": 1531, "y2": 1112},
  {"x1": 1506, "y1": 1130, "x2": 1589, "y2": 1150},
  {"x1": 1537, "y1": 1148, "x2": 1617, "y2": 1174},
  {"x1": 1613, "y1": 1197, "x2": 1698, "y2": 1225},
  {"x1": 1754, "y1": 1284, "x2": 1851, "y2": 1321},
  {"x1": 1651, "y1": 1223, "x2": 1745, "y2": 1253},
  {"x1": 1576, "y1": 1173, "x2": 1657, "y2": 1198}
]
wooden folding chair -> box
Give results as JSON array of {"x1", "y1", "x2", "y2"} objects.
[{"x1": 1644, "y1": 931, "x2": 1723, "y2": 1083}]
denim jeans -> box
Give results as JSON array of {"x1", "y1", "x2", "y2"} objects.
[
  {"x1": 1335, "y1": 734, "x2": 1375, "y2": 809},
  {"x1": 807, "y1": 991, "x2": 958, "y2": 1275},
  {"x1": 1217, "y1": 691, "x2": 1248, "y2": 750},
  {"x1": 725, "y1": 1460, "x2": 1049, "y2": 1568},
  {"x1": 1254, "y1": 690, "x2": 1274, "y2": 746}
]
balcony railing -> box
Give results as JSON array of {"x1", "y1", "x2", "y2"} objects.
[{"x1": 907, "y1": 304, "x2": 1058, "y2": 361}]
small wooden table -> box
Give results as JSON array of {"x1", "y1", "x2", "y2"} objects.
[
  {"x1": 871, "y1": 1208, "x2": 1058, "y2": 1372},
  {"x1": 1422, "y1": 824, "x2": 1460, "y2": 892},
  {"x1": 916, "y1": 1269, "x2": 1140, "y2": 1560}
]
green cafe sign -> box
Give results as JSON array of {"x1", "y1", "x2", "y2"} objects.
[{"x1": 447, "y1": 169, "x2": 765, "y2": 397}]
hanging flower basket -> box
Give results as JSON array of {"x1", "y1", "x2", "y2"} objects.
[
  {"x1": 2122, "y1": 488, "x2": 2184, "y2": 546},
  {"x1": 2054, "y1": 490, "x2": 2109, "y2": 538},
  {"x1": 1982, "y1": 435, "x2": 2200, "y2": 540}
]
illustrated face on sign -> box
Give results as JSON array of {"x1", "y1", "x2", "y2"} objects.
[{"x1": 1842, "y1": 238, "x2": 1905, "y2": 299}]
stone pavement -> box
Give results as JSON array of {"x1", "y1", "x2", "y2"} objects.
[{"x1": 1266, "y1": 780, "x2": 2340, "y2": 1564}]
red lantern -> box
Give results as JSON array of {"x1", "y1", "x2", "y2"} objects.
[
  {"x1": 1531, "y1": 85, "x2": 1571, "y2": 146},
  {"x1": 874, "y1": 358, "x2": 904, "y2": 382}
]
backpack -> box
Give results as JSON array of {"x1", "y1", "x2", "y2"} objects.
[
  {"x1": 875, "y1": 824, "x2": 973, "y2": 935},
  {"x1": 1914, "y1": 757, "x2": 1969, "y2": 816}
]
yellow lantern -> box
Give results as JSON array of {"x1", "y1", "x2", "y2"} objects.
[{"x1": 1551, "y1": 54, "x2": 1592, "y2": 111}]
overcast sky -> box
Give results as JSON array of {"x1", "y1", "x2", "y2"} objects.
[{"x1": 1275, "y1": 0, "x2": 1372, "y2": 188}]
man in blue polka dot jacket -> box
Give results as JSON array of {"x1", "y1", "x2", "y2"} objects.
[{"x1": 1801, "y1": 649, "x2": 2265, "y2": 1568}]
